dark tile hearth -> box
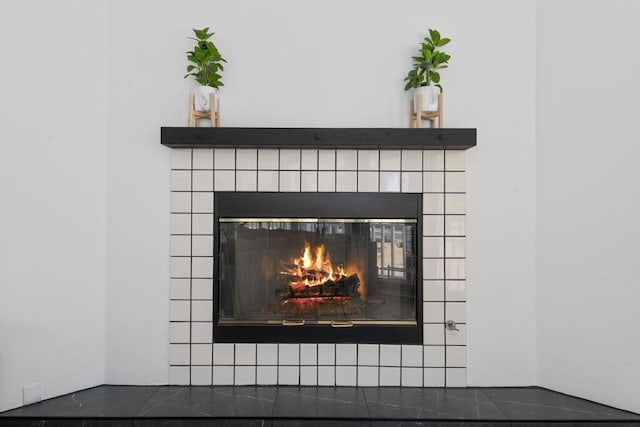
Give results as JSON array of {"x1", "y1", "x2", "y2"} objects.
[{"x1": 1, "y1": 385, "x2": 638, "y2": 426}]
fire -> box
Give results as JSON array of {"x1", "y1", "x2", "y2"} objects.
[{"x1": 282, "y1": 241, "x2": 347, "y2": 287}]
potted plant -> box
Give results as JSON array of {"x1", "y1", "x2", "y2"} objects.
[
  {"x1": 185, "y1": 27, "x2": 226, "y2": 112},
  {"x1": 404, "y1": 29, "x2": 451, "y2": 112}
]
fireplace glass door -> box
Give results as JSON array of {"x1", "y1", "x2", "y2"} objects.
[{"x1": 218, "y1": 219, "x2": 417, "y2": 326}]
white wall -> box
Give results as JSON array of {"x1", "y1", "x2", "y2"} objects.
[
  {"x1": 104, "y1": 0, "x2": 537, "y2": 386},
  {"x1": 0, "y1": 1, "x2": 107, "y2": 412},
  {"x1": 536, "y1": 0, "x2": 640, "y2": 414}
]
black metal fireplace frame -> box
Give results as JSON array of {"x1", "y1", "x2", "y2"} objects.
[{"x1": 212, "y1": 192, "x2": 423, "y2": 344}]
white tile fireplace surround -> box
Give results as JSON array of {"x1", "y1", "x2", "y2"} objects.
[{"x1": 168, "y1": 142, "x2": 468, "y2": 387}]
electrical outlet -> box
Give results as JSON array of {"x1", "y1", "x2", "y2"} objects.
[{"x1": 23, "y1": 383, "x2": 42, "y2": 405}]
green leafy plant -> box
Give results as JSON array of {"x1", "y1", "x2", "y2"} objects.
[
  {"x1": 184, "y1": 27, "x2": 226, "y2": 88},
  {"x1": 403, "y1": 29, "x2": 451, "y2": 92}
]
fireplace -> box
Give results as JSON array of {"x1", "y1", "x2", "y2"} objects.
[{"x1": 214, "y1": 192, "x2": 421, "y2": 344}]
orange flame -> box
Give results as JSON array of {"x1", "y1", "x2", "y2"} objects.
[{"x1": 282, "y1": 241, "x2": 347, "y2": 287}]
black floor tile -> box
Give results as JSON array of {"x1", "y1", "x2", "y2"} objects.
[
  {"x1": 135, "y1": 386, "x2": 277, "y2": 418},
  {"x1": 484, "y1": 388, "x2": 640, "y2": 421},
  {"x1": 363, "y1": 388, "x2": 507, "y2": 421},
  {"x1": 273, "y1": 421, "x2": 370, "y2": 427},
  {"x1": 273, "y1": 387, "x2": 368, "y2": 419},
  {"x1": 0, "y1": 420, "x2": 133, "y2": 427},
  {"x1": 134, "y1": 420, "x2": 271, "y2": 427},
  {"x1": 372, "y1": 423, "x2": 510, "y2": 427},
  {"x1": 511, "y1": 423, "x2": 640, "y2": 427},
  {"x1": 0, "y1": 386, "x2": 159, "y2": 418}
]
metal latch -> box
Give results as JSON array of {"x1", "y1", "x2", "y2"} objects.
[
  {"x1": 282, "y1": 320, "x2": 305, "y2": 326},
  {"x1": 330, "y1": 321, "x2": 354, "y2": 328}
]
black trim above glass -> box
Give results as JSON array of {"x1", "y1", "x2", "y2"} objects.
[{"x1": 161, "y1": 127, "x2": 476, "y2": 150}]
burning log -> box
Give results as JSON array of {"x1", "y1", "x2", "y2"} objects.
[{"x1": 282, "y1": 273, "x2": 360, "y2": 299}]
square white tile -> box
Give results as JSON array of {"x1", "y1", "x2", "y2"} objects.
[
  {"x1": 336, "y1": 171, "x2": 357, "y2": 192},
  {"x1": 336, "y1": 344, "x2": 357, "y2": 365},
  {"x1": 171, "y1": 171, "x2": 191, "y2": 192},
  {"x1": 236, "y1": 170, "x2": 257, "y2": 191},
  {"x1": 423, "y1": 302, "x2": 445, "y2": 323},
  {"x1": 235, "y1": 366, "x2": 256, "y2": 385},
  {"x1": 423, "y1": 258, "x2": 445, "y2": 280},
  {"x1": 402, "y1": 172, "x2": 422, "y2": 193},
  {"x1": 318, "y1": 150, "x2": 336, "y2": 170},
  {"x1": 191, "y1": 344, "x2": 213, "y2": 365},
  {"x1": 192, "y1": 170, "x2": 214, "y2": 191},
  {"x1": 318, "y1": 344, "x2": 335, "y2": 365},
  {"x1": 445, "y1": 151, "x2": 465, "y2": 171},
  {"x1": 336, "y1": 150, "x2": 357, "y2": 170},
  {"x1": 358, "y1": 344, "x2": 379, "y2": 366},
  {"x1": 171, "y1": 192, "x2": 191, "y2": 213},
  {"x1": 401, "y1": 345, "x2": 422, "y2": 367},
  {"x1": 212, "y1": 366, "x2": 234, "y2": 385},
  {"x1": 257, "y1": 344, "x2": 278, "y2": 365},
  {"x1": 257, "y1": 170, "x2": 278, "y2": 191},
  {"x1": 170, "y1": 300, "x2": 190, "y2": 322},
  {"x1": 446, "y1": 215, "x2": 466, "y2": 236},
  {"x1": 423, "y1": 193, "x2": 444, "y2": 214},
  {"x1": 169, "y1": 366, "x2": 190, "y2": 385},
  {"x1": 445, "y1": 259, "x2": 465, "y2": 280},
  {"x1": 279, "y1": 344, "x2": 299, "y2": 365},
  {"x1": 192, "y1": 149, "x2": 213, "y2": 170},
  {"x1": 235, "y1": 343, "x2": 257, "y2": 365},
  {"x1": 169, "y1": 322, "x2": 190, "y2": 343},
  {"x1": 423, "y1": 172, "x2": 445, "y2": 192},
  {"x1": 214, "y1": 149, "x2": 235, "y2": 170},
  {"x1": 358, "y1": 150, "x2": 379, "y2": 171},
  {"x1": 213, "y1": 343, "x2": 235, "y2": 365},
  {"x1": 379, "y1": 171, "x2": 400, "y2": 192},
  {"x1": 301, "y1": 150, "x2": 318, "y2": 170},
  {"x1": 317, "y1": 171, "x2": 336, "y2": 192},
  {"x1": 402, "y1": 150, "x2": 423, "y2": 171},
  {"x1": 446, "y1": 280, "x2": 466, "y2": 302},
  {"x1": 279, "y1": 171, "x2": 301, "y2": 192},
  {"x1": 423, "y1": 150, "x2": 444, "y2": 171},
  {"x1": 446, "y1": 172, "x2": 466, "y2": 193},
  {"x1": 445, "y1": 324, "x2": 467, "y2": 346},
  {"x1": 192, "y1": 214, "x2": 214, "y2": 235},
  {"x1": 445, "y1": 194, "x2": 466, "y2": 214},
  {"x1": 169, "y1": 344, "x2": 190, "y2": 365},
  {"x1": 379, "y1": 150, "x2": 401, "y2": 170},
  {"x1": 423, "y1": 215, "x2": 444, "y2": 236},
  {"x1": 423, "y1": 280, "x2": 445, "y2": 301},
  {"x1": 402, "y1": 367, "x2": 423, "y2": 387},
  {"x1": 191, "y1": 322, "x2": 212, "y2": 343},
  {"x1": 379, "y1": 367, "x2": 400, "y2": 386},
  {"x1": 423, "y1": 368, "x2": 445, "y2": 386},
  {"x1": 335, "y1": 366, "x2": 357, "y2": 386},
  {"x1": 446, "y1": 367, "x2": 467, "y2": 387},
  {"x1": 446, "y1": 346, "x2": 466, "y2": 367},
  {"x1": 446, "y1": 237, "x2": 466, "y2": 258},
  {"x1": 317, "y1": 366, "x2": 335, "y2": 386},
  {"x1": 191, "y1": 300, "x2": 213, "y2": 321},
  {"x1": 256, "y1": 366, "x2": 278, "y2": 385},
  {"x1": 446, "y1": 302, "x2": 467, "y2": 324},
  {"x1": 423, "y1": 236, "x2": 445, "y2": 258},
  {"x1": 192, "y1": 278, "x2": 213, "y2": 299},
  {"x1": 170, "y1": 235, "x2": 190, "y2": 256},
  {"x1": 236, "y1": 149, "x2": 257, "y2": 169},
  {"x1": 357, "y1": 367, "x2": 379, "y2": 386},
  {"x1": 301, "y1": 171, "x2": 317, "y2": 191},
  {"x1": 258, "y1": 149, "x2": 279, "y2": 170},
  {"x1": 192, "y1": 192, "x2": 214, "y2": 213},
  {"x1": 423, "y1": 324, "x2": 445, "y2": 345},
  {"x1": 171, "y1": 149, "x2": 192, "y2": 170},
  {"x1": 214, "y1": 170, "x2": 235, "y2": 191},
  {"x1": 278, "y1": 366, "x2": 299, "y2": 385},
  {"x1": 300, "y1": 366, "x2": 318, "y2": 385},
  {"x1": 300, "y1": 344, "x2": 317, "y2": 365},
  {"x1": 280, "y1": 149, "x2": 301, "y2": 170},
  {"x1": 192, "y1": 257, "x2": 213, "y2": 278},
  {"x1": 192, "y1": 235, "x2": 213, "y2": 257},
  {"x1": 357, "y1": 172, "x2": 378, "y2": 192},
  {"x1": 423, "y1": 346, "x2": 445, "y2": 367},
  {"x1": 170, "y1": 257, "x2": 190, "y2": 278},
  {"x1": 379, "y1": 345, "x2": 400, "y2": 366}
]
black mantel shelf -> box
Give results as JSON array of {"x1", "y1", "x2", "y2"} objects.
[{"x1": 161, "y1": 127, "x2": 476, "y2": 150}]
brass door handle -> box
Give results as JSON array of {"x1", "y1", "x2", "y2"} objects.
[
  {"x1": 330, "y1": 321, "x2": 354, "y2": 328},
  {"x1": 282, "y1": 320, "x2": 305, "y2": 326}
]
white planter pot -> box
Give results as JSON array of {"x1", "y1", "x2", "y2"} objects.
[
  {"x1": 194, "y1": 85, "x2": 219, "y2": 112},
  {"x1": 414, "y1": 85, "x2": 439, "y2": 112}
]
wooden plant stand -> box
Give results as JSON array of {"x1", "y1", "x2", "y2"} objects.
[
  {"x1": 410, "y1": 92, "x2": 443, "y2": 128},
  {"x1": 188, "y1": 92, "x2": 220, "y2": 127}
]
